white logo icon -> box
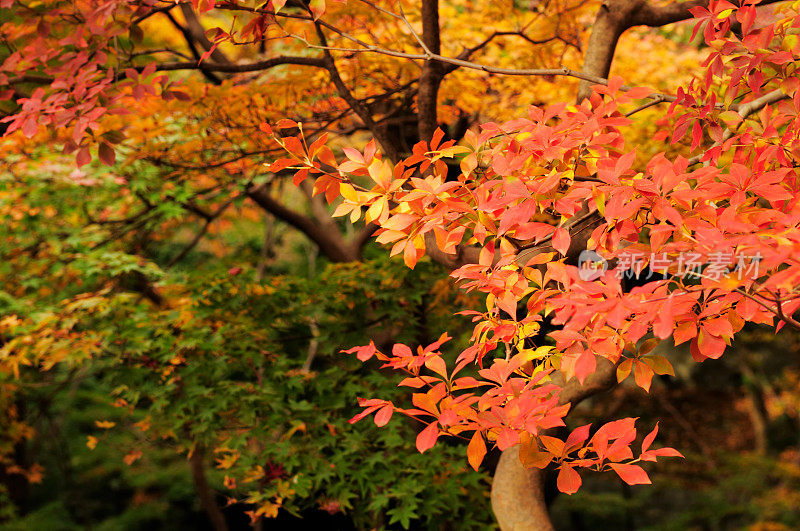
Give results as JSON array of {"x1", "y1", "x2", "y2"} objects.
[{"x1": 577, "y1": 250, "x2": 607, "y2": 281}]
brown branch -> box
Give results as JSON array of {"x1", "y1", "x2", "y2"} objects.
[
  {"x1": 247, "y1": 184, "x2": 358, "y2": 262},
  {"x1": 151, "y1": 55, "x2": 327, "y2": 73},
  {"x1": 417, "y1": 0, "x2": 443, "y2": 143},
  {"x1": 687, "y1": 88, "x2": 789, "y2": 166},
  {"x1": 353, "y1": 222, "x2": 379, "y2": 253},
  {"x1": 163, "y1": 10, "x2": 223, "y2": 84},
  {"x1": 577, "y1": 0, "x2": 636, "y2": 101},
  {"x1": 179, "y1": 3, "x2": 231, "y2": 65},
  {"x1": 292, "y1": 34, "x2": 678, "y2": 104},
  {"x1": 312, "y1": 22, "x2": 402, "y2": 162},
  {"x1": 577, "y1": 0, "x2": 785, "y2": 100},
  {"x1": 167, "y1": 198, "x2": 235, "y2": 267}
]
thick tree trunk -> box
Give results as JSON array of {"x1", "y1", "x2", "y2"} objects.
[
  {"x1": 491, "y1": 358, "x2": 619, "y2": 529},
  {"x1": 492, "y1": 449, "x2": 554, "y2": 531},
  {"x1": 493, "y1": 0, "x2": 734, "y2": 526}
]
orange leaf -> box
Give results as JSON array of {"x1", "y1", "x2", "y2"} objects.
[
  {"x1": 616, "y1": 358, "x2": 633, "y2": 382},
  {"x1": 556, "y1": 465, "x2": 582, "y2": 494},
  {"x1": 467, "y1": 432, "x2": 487, "y2": 471},
  {"x1": 374, "y1": 405, "x2": 393, "y2": 427},
  {"x1": 634, "y1": 361, "x2": 655, "y2": 392},
  {"x1": 123, "y1": 449, "x2": 143, "y2": 466}
]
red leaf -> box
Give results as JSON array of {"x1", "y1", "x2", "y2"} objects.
[
  {"x1": 374, "y1": 405, "x2": 393, "y2": 427},
  {"x1": 610, "y1": 463, "x2": 651, "y2": 485},
  {"x1": 641, "y1": 422, "x2": 659, "y2": 453},
  {"x1": 76, "y1": 146, "x2": 91, "y2": 167},
  {"x1": 691, "y1": 120, "x2": 703, "y2": 150},
  {"x1": 697, "y1": 329, "x2": 726, "y2": 359},
  {"x1": 496, "y1": 428, "x2": 519, "y2": 451},
  {"x1": 574, "y1": 351, "x2": 596, "y2": 384},
  {"x1": 98, "y1": 142, "x2": 115, "y2": 166},
  {"x1": 22, "y1": 117, "x2": 37, "y2": 138},
  {"x1": 649, "y1": 447, "x2": 684, "y2": 458},
  {"x1": 565, "y1": 424, "x2": 592, "y2": 449},
  {"x1": 552, "y1": 227, "x2": 570, "y2": 256},
  {"x1": 416, "y1": 422, "x2": 439, "y2": 453},
  {"x1": 653, "y1": 297, "x2": 674, "y2": 339},
  {"x1": 342, "y1": 342, "x2": 377, "y2": 361}
]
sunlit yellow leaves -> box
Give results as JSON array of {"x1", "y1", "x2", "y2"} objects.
[
  {"x1": 364, "y1": 197, "x2": 389, "y2": 224},
  {"x1": 521, "y1": 345, "x2": 554, "y2": 362},
  {"x1": 282, "y1": 422, "x2": 307, "y2": 440},
  {"x1": 95, "y1": 420, "x2": 116, "y2": 429},
  {"x1": 214, "y1": 448, "x2": 241, "y2": 470},
  {"x1": 430, "y1": 145, "x2": 471, "y2": 161},
  {"x1": 339, "y1": 182, "x2": 358, "y2": 202},
  {"x1": 245, "y1": 500, "x2": 281, "y2": 523}
]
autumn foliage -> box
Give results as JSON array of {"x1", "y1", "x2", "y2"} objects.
[
  {"x1": 3, "y1": 0, "x2": 800, "y2": 528},
  {"x1": 267, "y1": 0, "x2": 800, "y2": 494}
]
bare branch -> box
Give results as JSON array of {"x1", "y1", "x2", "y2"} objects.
[{"x1": 151, "y1": 55, "x2": 327, "y2": 73}]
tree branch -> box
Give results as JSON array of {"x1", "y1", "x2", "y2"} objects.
[
  {"x1": 247, "y1": 184, "x2": 359, "y2": 262},
  {"x1": 189, "y1": 445, "x2": 229, "y2": 531},
  {"x1": 312, "y1": 22, "x2": 403, "y2": 162},
  {"x1": 179, "y1": 3, "x2": 231, "y2": 65},
  {"x1": 152, "y1": 55, "x2": 327, "y2": 73},
  {"x1": 417, "y1": 0, "x2": 444, "y2": 142},
  {"x1": 577, "y1": 0, "x2": 785, "y2": 100}
]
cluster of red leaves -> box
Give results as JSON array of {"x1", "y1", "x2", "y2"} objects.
[
  {"x1": 345, "y1": 337, "x2": 681, "y2": 492},
  {"x1": 265, "y1": 0, "x2": 800, "y2": 493},
  {"x1": 0, "y1": 0, "x2": 338, "y2": 165},
  {"x1": 0, "y1": 1, "x2": 184, "y2": 164}
]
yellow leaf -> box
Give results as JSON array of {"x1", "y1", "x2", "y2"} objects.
[{"x1": 339, "y1": 182, "x2": 357, "y2": 201}]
